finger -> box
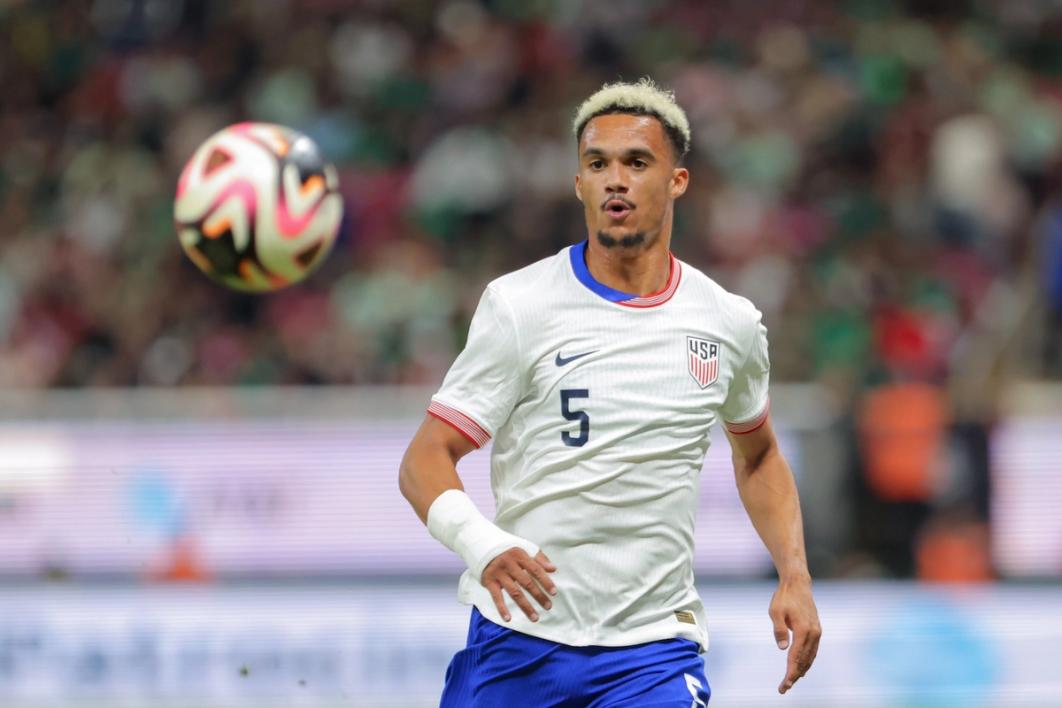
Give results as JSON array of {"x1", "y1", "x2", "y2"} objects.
[
  {"x1": 779, "y1": 629, "x2": 802, "y2": 693},
  {"x1": 500, "y1": 576, "x2": 539, "y2": 622},
  {"x1": 807, "y1": 625, "x2": 822, "y2": 667},
  {"x1": 487, "y1": 582, "x2": 511, "y2": 622},
  {"x1": 779, "y1": 646, "x2": 797, "y2": 693},
  {"x1": 779, "y1": 627, "x2": 811, "y2": 694},
  {"x1": 535, "y1": 550, "x2": 557, "y2": 572},
  {"x1": 482, "y1": 554, "x2": 503, "y2": 579},
  {"x1": 797, "y1": 624, "x2": 821, "y2": 677},
  {"x1": 516, "y1": 567, "x2": 553, "y2": 610},
  {"x1": 793, "y1": 638, "x2": 812, "y2": 680},
  {"x1": 771, "y1": 610, "x2": 789, "y2": 650},
  {"x1": 525, "y1": 559, "x2": 558, "y2": 597}
]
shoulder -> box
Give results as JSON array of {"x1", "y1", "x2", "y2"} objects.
[
  {"x1": 677, "y1": 258, "x2": 763, "y2": 329},
  {"x1": 482, "y1": 247, "x2": 570, "y2": 311}
]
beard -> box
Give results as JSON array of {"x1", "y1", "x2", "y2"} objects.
[{"x1": 596, "y1": 230, "x2": 648, "y2": 249}]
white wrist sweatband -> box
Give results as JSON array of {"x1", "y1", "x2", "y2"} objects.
[{"x1": 427, "y1": 489, "x2": 540, "y2": 582}]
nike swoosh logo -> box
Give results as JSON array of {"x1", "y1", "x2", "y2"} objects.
[{"x1": 555, "y1": 350, "x2": 597, "y2": 366}]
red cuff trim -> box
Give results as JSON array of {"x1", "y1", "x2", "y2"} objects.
[
  {"x1": 725, "y1": 400, "x2": 770, "y2": 435},
  {"x1": 427, "y1": 401, "x2": 491, "y2": 448}
]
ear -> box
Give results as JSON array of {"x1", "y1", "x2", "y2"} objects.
[
  {"x1": 574, "y1": 173, "x2": 583, "y2": 202},
  {"x1": 669, "y1": 167, "x2": 689, "y2": 199}
]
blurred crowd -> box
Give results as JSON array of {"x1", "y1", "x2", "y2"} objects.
[
  {"x1": 3, "y1": 0, "x2": 1062, "y2": 578},
  {"x1": 2, "y1": 0, "x2": 1060, "y2": 393}
]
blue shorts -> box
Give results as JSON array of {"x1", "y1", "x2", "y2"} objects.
[{"x1": 440, "y1": 608, "x2": 711, "y2": 707}]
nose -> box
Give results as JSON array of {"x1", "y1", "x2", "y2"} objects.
[{"x1": 605, "y1": 163, "x2": 628, "y2": 193}]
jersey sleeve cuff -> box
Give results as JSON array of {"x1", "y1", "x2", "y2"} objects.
[
  {"x1": 427, "y1": 399, "x2": 492, "y2": 448},
  {"x1": 724, "y1": 398, "x2": 770, "y2": 435}
]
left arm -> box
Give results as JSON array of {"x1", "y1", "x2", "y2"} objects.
[{"x1": 728, "y1": 414, "x2": 822, "y2": 695}]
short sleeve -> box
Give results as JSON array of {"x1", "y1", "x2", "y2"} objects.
[
  {"x1": 720, "y1": 307, "x2": 771, "y2": 435},
  {"x1": 429, "y1": 285, "x2": 523, "y2": 448}
]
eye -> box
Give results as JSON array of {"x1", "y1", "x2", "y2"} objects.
[
  {"x1": 589, "y1": 159, "x2": 604, "y2": 170},
  {"x1": 632, "y1": 159, "x2": 647, "y2": 169}
]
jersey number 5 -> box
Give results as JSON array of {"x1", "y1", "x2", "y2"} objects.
[{"x1": 560, "y1": 389, "x2": 590, "y2": 447}]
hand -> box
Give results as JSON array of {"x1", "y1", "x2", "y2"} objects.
[
  {"x1": 769, "y1": 575, "x2": 821, "y2": 694},
  {"x1": 481, "y1": 548, "x2": 557, "y2": 622}
]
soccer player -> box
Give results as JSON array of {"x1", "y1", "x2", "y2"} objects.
[{"x1": 399, "y1": 78, "x2": 821, "y2": 706}]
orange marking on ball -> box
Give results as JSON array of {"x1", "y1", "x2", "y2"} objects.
[
  {"x1": 203, "y1": 148, "x2": 233, "y2": 176},
  {"x1": 269, "y1": 128, "x2": 289, "y2": 156},
  {"x1": 299, "y1": 175, "x2": 324, "y2": 199},
  {"x1": 184, "y1": 246, "x2": 213, "y2": 273},
  {"x1": 203, "y1": 218, "x2": 231, "y2": 238}
]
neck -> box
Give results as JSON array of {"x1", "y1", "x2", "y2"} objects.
[{"x1": 584, "y1": 232, "x2": 672, "y2": 296}]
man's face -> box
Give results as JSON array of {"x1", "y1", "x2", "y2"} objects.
[{"x1": 575, "y1": 113, "x2": 689, "y2": 251}]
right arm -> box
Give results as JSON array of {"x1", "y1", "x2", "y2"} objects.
[
  {"x1": 398, "y1": 414, "x2": 476, "y2": 524},
  {"x1": 399, "y1": 415, "x2": 557, "y2": 622}
]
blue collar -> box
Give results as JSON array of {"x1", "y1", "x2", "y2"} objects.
[{"x1": 568, "y1": 240, "x2": 638, "y2": 303}]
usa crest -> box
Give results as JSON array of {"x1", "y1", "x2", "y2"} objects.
[{"x1": 687, "y1": 336, "x2": 720, "y2": 388}]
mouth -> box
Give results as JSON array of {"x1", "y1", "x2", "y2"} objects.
[{"x1": 603, "y1": 198, "x2": 634, "y2": 221}]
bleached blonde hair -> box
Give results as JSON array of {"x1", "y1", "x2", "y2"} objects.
[{"x1": 572, "y1": 77, "x2": 691, "y2": 160}]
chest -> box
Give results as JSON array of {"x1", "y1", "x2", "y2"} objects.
[{"x1": 520, "y1": 305, "x2": 741, "y2": 434}]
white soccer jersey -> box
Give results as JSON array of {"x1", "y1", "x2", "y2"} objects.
[{"x1": 429, "y1": 240, "x2": 770, "y2": 651}]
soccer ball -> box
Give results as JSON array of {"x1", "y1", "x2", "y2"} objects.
[{"x1": 174, "y1": 122, "x2": 343, "y2": 293}]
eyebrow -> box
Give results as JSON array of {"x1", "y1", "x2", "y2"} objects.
[{"x1": 582, "y1": 147, "x2": 657, "y2": 161}]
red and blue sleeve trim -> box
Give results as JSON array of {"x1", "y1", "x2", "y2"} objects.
[
  {"x1": 724, "y1": 399, "x2": 770, "y2": 435},
  {"x1": 428, "y1": 400, "x2": 492, "y2": 448}
]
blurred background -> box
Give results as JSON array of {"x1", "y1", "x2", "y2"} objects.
[{"x1": 2, "y1": 0, "x2": 1062, "y2": 705}]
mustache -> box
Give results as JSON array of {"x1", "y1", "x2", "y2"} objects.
[{"x1": 601, "y1": 195, "x2": 635, "y2": 209}]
